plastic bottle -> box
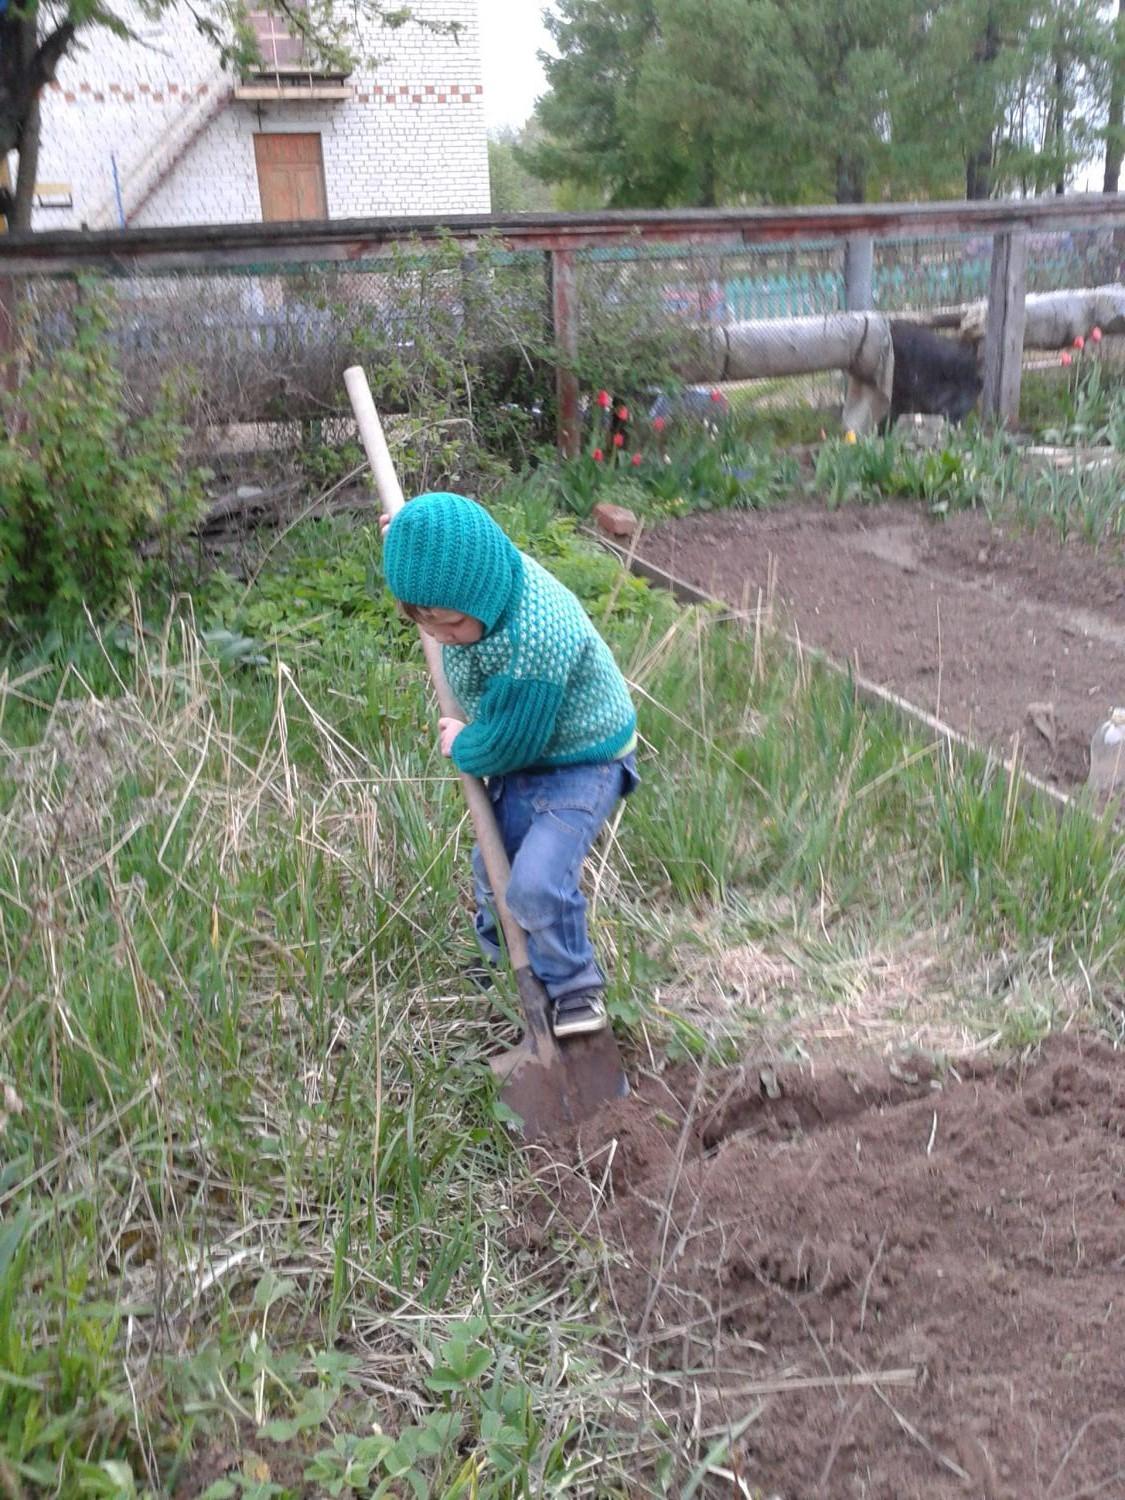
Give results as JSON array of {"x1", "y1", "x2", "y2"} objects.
[{"x1": 1088, "y1": 707, "x2": 1125, "y2": 795}]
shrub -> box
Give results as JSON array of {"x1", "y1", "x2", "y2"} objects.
[{"x1": 0, "y1": 286, "x2": 205, "y2": 632}]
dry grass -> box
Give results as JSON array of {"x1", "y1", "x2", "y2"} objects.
[{"x1": 1, "y1": 515, "x2": 1120, "y2": 1494}]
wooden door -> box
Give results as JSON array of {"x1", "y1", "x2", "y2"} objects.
[{"x1": 254, "y1": 133, "x2": 327, "y2": 222}]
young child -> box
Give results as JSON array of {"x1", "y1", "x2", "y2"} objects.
[{"x1": 380, "y1": 491, "x2": 638, "y2": 1038}]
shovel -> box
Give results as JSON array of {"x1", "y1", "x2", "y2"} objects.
[{"x1": 344, "y1": 366, "x2": 630, "y2": 1139}]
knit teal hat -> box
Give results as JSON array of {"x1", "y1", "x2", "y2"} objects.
[{"x1": 383, "y1": 492, "x2": 522, "y2": 633}]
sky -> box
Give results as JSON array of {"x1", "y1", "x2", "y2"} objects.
[{"x1": 477, "y1": 0, "x2": 552, "y2": 133}]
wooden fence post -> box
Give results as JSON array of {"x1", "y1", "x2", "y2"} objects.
[
  {"x1": 844, "y1": 235, "x2": 874, "y2": 310},
  {"x1": 0, "y1": 275, "x2": 16, "y2": 395},
  {"x1": 981, "y1": 230, "x2": 1028, "y2": 430},
  {"x1": 0, "y1": 158, "x2": 13, "y2": 395},
  {"x1": 548, "y1": 247, "x2": 580, "y2": 458}
]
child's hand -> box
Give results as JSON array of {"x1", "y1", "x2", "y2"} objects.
[
  {"x1": 378, "y1": 512, "x2": 391, "y2": 539},
  {"x1": 438, "y1": 717, "x2": 466, "y2": 757}
]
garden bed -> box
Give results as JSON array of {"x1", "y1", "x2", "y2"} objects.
[{"x1": 639, "y1": 502, "x2": 1125, "y2": 791}]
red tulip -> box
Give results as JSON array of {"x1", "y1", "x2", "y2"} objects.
[
  {"x1": 1073, "y1": 335, "x2": 1085, "y2": 351},
  {"x1": 616, "y1": 405, "x2": 629, "y2": 422},
  {"x1": 710, "y1": 388, "x2": 724, "y2": 403},
  {"x1": 1091, "y1": 326, "x2": 1103, "y2": 343},
  {"x1": 596, "y1": 389, "x2": 612, "y2": 409},
  {"x1": 653, "y1": 416, "x2": 666, "y2": 433},
  {"x1": 631, "y1": 452, "x2": 643, "y2": 466},
  {"x1": 613, "y1": 432, "x2": 625, "y2": 448},
  {"x1": 592, "y1": 448, "x2": 604, "y2": 462},
  {"x1": 1060, "y1": 351, "x2": 1073, "y2": 367}
]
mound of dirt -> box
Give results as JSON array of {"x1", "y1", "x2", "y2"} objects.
[{"x1": 539, "y1": 1036, "x2": 1125, "y2": 1499}]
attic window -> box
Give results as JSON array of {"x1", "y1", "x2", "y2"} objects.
[{"x1": 248, "y1": 3, "x2": 308, "y2": 71}]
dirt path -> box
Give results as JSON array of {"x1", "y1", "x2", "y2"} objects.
[
  {"x1": 535, "y1": 1035, "x2": 1125, "y2": 1499},
  {"x1": 639, "y1": 503, "x2": 1125, "y2": 790}
]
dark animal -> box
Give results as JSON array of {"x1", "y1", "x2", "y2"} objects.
[{"x1": 888, "y1": 320, "x2": 982, "y2": 426}]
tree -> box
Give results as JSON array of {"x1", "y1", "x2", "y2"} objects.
[
  {"x1": 488, "y1": 123, "x2": 557, "y2": 212},
  {"x1": 620, "y1": 0, "x2": 838, "y2": 206},
  {"x1": 1007, "y1": 0, "x2": 1106, "y2": 194},
  {"x1": 528, "y1": 0, "x2": 1105, "y2": 207},
  {"x1": 895, "y1": 0, "x2": 1029, "y2": 199},
  {"x1": 0, "y1": 0, "x2": 445, "y2": 231},
  {"x1": 1103, "y1": 0, "x2": 1125, "y2": 191},
  {"x1": 616, "y1": 0, "x2": 785, "y2": 207},
  {"x1": 902, "y1": 0, "x2": 1106, "y2": 199},
  {"x1": 742, "y1": 0, "x2": 934, "y2": 204},
  {"x1": 526, "y1": 0, "x2": 952, "y2": 208},
  {"x1": 522, "y1": 0, "x2": 665, "y2": 207},
  {"x1": 0, "y1": 0, "x2": 76, "y2": 228}
]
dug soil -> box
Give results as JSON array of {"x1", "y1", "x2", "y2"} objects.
[
  {"x1": 639, "y1": 504, "x2": 1125, "y2": 791},
  {"x1": 534, "y1": 1034, "x2": 1125, "y2": 1499}
]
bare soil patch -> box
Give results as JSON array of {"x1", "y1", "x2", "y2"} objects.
[
  {"x1": 535, "y1": 1034, "x2": 1125, "y2": 1499},
  {"x1": 639, "y1": 504, "x2": 1125, "y2": 790}
]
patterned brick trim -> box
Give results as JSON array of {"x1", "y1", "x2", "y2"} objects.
[{"x1": 54, "y1": 79, "x2": 483, "y2": 105}]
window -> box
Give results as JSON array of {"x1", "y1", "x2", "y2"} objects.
[{"x1": 248, "y1": 3, "x2": 306, "y2": 72}]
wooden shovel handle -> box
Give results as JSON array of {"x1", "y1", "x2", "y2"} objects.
[{"x1": 344, "y1": 366, "x2": 532, "y2": 971}]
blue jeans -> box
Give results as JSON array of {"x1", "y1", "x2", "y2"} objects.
[{"x1": 471, "y1": 754, "x2": 638, "y2": 1001}]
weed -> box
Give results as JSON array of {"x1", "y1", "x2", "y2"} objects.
[
  {"x1": 297, "y1": 432, "x2": 367, "y2": 491},
  {"x1": 1, "y1": 492, "x2": 1120, "y2": 1496}
]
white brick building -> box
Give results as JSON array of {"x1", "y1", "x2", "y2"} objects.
[{"x1": 23, "y1": 0, "x2": 490, "y2": 230}]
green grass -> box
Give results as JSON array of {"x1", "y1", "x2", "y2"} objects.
[
  {"x1": 535, "y1": 360, "x2": 1125, "y2": 550},
  {"x1": 529, "y1": 423, "x2": 804, "y2": 527},
  {"x1": 1020, "y1": 367, "x2": 1075, "y2": 433},
  {"x1": 1, "y1": 500, "x2": 1122, "y2": 1497},
  {"x1": 810, "y1": 423, "x2": 1125, "y2": 546},
  {"x1": 722, "y1": 379, "x2": 839, "y2": 447},
  {"x1": 1018, "y1": 357, "x2": 1125, "y2": 445}
]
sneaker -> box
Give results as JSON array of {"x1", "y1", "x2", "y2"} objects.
[{"x1": 551, "y1": 991, "x2": 608, "y2": 1038}]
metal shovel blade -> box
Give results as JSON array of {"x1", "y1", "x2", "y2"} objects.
[{"x1": 490, "y1": 967, "x2": 630, "y2": 1139}]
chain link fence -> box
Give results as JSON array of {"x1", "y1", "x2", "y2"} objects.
[
  {"x1": 578, "y1": 227, "x2": 1120, "y2": 422},
  {"x1": 22, "y1": 244, "x2": 555, "y2": 471},
  {"x1": 11, "y1": 222, "x2": 1124, "y2": 470}
]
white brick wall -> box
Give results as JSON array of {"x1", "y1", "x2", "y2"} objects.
[{"x1": 29, "y1": 0, "x2": 490, "y2": 229}]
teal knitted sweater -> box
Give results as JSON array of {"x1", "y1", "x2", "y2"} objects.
[
  {"x1": 443, "y1": 553, "x2": 637, "y2": 778},
  {"x1": 383, "y1": 493, "x2": 636, "y2": 779}
]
